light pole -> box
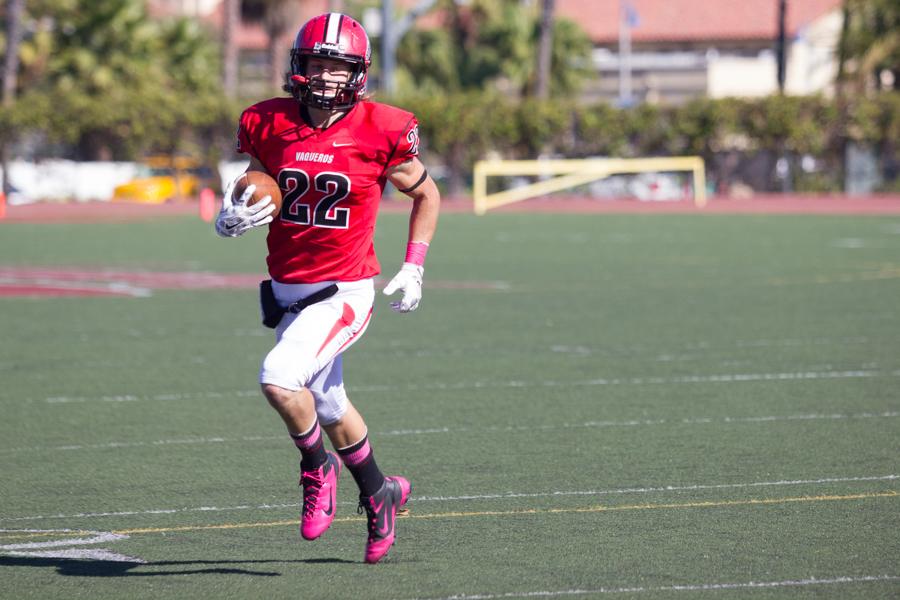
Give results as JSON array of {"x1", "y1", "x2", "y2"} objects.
[
  {"x1": 535, "y1": 0, "x2": 555, "y2": 99},
  {"x1": 776, "y1": 0, "x2": 787, "y2": 93}
]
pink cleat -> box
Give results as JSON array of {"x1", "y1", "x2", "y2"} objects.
[
  {"x1": 299, "y1": 451, "x2": 341, "y2": 541},
  {"x1": 358, "y1": 476, "x2": 411, "y2": 564}
]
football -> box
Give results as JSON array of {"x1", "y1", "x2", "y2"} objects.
[{"x1": 234, "y1": 171, "x2": 283, "y2": 213}]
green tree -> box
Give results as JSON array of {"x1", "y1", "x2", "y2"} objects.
[
  {"x1": 2, "y1": 0, "x2": 231, "y2": 161},
  {"x1": 394, "y1": 0, "x2": 593, "y2": 98},
  {"x1": 839, "y1": 0, "x2": 899, "y2": 92},
  {"x1": 1, "y1": 0, "x2": 25, "y2": 197}
]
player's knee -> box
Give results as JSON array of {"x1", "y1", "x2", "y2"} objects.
[
  {"x1": 260, "y1": 343, "x2": 315, "y2": 391},
  {"x1": 261, "y1": 383, "x2": 314, "y2": 411},
  {"x1": 261, "y1": 383, "x2": 292, "y2": 409}
]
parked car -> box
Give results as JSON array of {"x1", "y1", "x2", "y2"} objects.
[{"x1": 112, "y1": 156, "x2": 211, "y2": 203}]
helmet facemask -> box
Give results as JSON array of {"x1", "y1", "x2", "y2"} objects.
[{"x1": 289, "y1": 51, "x2": 366, "y2": 111}]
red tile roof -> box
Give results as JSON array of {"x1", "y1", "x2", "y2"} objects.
[{"x1": 555, "y1": 0, "x2": 841, "y2": 43}]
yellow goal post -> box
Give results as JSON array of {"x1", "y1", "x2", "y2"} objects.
[{"x1": 472, "y1": 156, "x2": 707, "y2": 215}]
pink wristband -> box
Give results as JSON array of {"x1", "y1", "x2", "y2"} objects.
[{"x1": 404, "y1": 241, "x2": 429, "y2": 266}]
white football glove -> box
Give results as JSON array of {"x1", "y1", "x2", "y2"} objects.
[
  {"x1": 382, "y1": 262, "x2": 424, "y2": 313},
  {"x1": 214, "y1": 176, "x2": 276, "y2": 238}
]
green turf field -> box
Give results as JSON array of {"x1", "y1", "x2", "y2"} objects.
[{"x1": 1, "y1": 211, "x2": 898, "y2": 599}]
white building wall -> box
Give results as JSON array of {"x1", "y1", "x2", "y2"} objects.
[
  {"x1": 1, "y1": 161, "x2": 138, "y2": 204},
  {"x1": 785, "y1": 10, "x2": 841, "y2": 95},
  {"x1": 706, "y1": 8, "x2": 841, "y2": 99},
  {"x1": 152, "y1": 0, "x2": 219, "y2": 17},
  {"x1": 707, "y1": 53, "x2": 779, "y2": 98},
  {"x1": 1, "y1": 160, "x2": 250, "y2": 204}
]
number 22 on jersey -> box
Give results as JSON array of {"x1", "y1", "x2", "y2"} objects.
[{"x1": 278, "y1": 168, "x2": 351, "y2": 229}]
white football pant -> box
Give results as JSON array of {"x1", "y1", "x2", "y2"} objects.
[{"x1": 259, "y1": 278, "x2": 374, "y2": 425}]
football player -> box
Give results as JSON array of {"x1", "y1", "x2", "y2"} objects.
[{"x1": 214, "y1": 12, "x2": 440, "y2": 564}]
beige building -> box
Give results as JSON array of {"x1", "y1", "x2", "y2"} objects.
[{"x1": 557, "y1": 0, "x2": 843, "y2": 104}]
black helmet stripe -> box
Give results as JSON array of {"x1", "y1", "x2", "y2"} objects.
[{"x1": 324, "y1": 12, "x2": 342, "y2": 45}]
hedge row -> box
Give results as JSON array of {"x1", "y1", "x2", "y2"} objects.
[
  {"x1": 389, "y1": 92, "x2": 900, "y2": 193},
  {"x1": 7, "y1": 89, "x2": 898, "y2": 194}
]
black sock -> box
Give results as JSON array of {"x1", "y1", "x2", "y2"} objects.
[
  {"x1": 337, "y1": 435, "x2": 386, "y2": 497},
  {"x1": 290, "y1": 420, "x2": 327, "y2": 472}
]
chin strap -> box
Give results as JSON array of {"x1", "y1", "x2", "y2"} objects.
[{"x1": 291, "y1": 73, "x2": 361, "y2": 111}]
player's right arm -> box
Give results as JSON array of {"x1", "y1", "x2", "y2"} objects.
[
  {"x1": 214, "y1": 156, "x2": 276, "y2": 238},
  {"x1": 245, "y1": 156, "x2": 270, "y2": 175}
]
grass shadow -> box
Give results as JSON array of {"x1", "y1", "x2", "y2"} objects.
[{"x1": 0, "y1": 555, "x2": 356, "y2": 577}]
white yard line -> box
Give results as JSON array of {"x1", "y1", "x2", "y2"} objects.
[
  {"x1": 4, "y1": 548, "x2": 145, "y2": 562},
  {"x1": 412, "y1": 475, "x2": 900, "y2": 502},
  {"x1": 28, "y1": 368, "x2": 900, "y2": 406},
  {"x1": 0, "y1": 277, "x2": 152, "y2": 297},
  {"x1": 0, "y1": 530, "x2": 127, "y2": 550},
  {"x1": 41, "y1": 390, "x2": 261, "y2": 404},
  {"x1": 399, "y1": 575, "x2": 900, "y2": 599},
  {"x1": 1, "y1": 410, "x2": 896, "y2": 454},
  {"x1": 1, "y1": 474, "x2": 895, "y2": 524},
  {"x1": 0, "y1": 529, "x2": 146, "y2": 563}
]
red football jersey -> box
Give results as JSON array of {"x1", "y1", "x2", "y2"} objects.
[{"x1": 237, "y1": 98, "x2": 420, "y2": 283}]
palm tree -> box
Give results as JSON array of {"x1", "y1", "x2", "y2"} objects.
[
  {"x1": 396, "y1": 0, "x2": 591, "y2": 98},
  {"x1": 838, "y1": 0, "x2": 899, "y2": 92}
]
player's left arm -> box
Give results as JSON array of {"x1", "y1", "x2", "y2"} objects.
[
  {"x1": 382, "y1": 157, "x2": 441, "y2": 312},
  {"x1": 387, "y1": 157, "x2": 440, "y2": 246}
]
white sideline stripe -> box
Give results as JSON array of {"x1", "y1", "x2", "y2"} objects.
[
  {"x1": 401, "y1": 575, "x2": 900, "y2": 599},
  {"x1": 2, "y1": 411, "x2": 897, "y2": 454},
  {"x1": 34, "y1": 368, "x2": 900, "y2": 405},
  {"x1": 1, "y1": 474, "x2": 896, "y2": 523}
]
